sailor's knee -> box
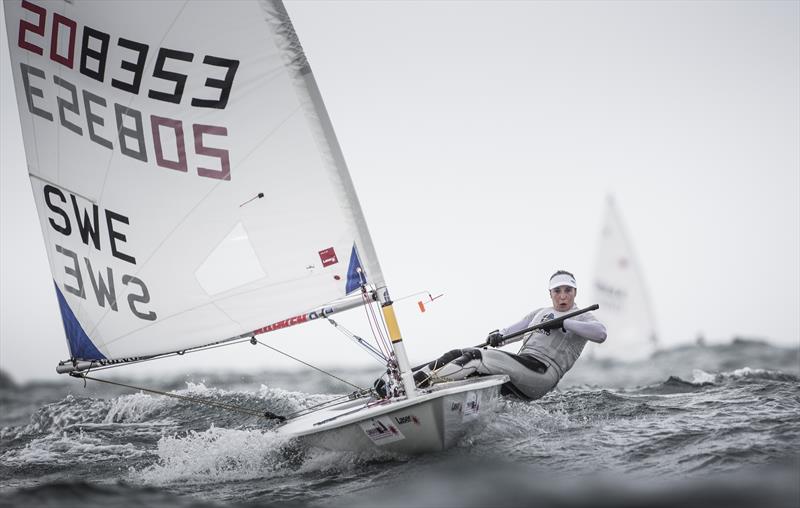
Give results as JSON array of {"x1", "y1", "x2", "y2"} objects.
[
  {"x1": 453, "y1": 348, "x2": 482, "y2": 367},
  {"x1": 429, "y1": 349, "x2": 464, "y2": 370}
]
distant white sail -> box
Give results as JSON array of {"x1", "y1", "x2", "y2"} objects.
[
  {"x1": 3, "y1": 0, "x2": 384, "y2": 363},
  {"x1": 588, "y1": 196, "x2": 658, "y2": 361}
]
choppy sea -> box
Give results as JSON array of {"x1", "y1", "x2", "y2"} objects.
[{"x1": 1, "y1": 338, "x2": 798, "y2": 508}]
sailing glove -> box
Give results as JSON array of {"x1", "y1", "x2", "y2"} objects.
[
  {"x1": 539, "y1": 319, "x2": 567, "y2": 333},
  {"x1": 486, "y1": 330, "x2": 504, "y2": 347}
]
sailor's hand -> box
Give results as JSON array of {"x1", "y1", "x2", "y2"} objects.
[
  {"x1": 539, "y1": 319, "x2": 567, "y2": 333},
  {"x1": 486, "y1": 330, "x2": 504, "y2": 347}
]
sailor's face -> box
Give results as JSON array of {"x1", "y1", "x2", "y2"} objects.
[{"x1": 549, "y1": 286, "x2": 576, "y2": 312}]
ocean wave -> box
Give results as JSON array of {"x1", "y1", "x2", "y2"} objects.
[
  {"x1": 2, "y1": 480, "x2": 224, "y2": 508},
  {"x1": 0, "y1": 382, "x2": 351, "y2": 473},
  {"x1": 131, "y1": 426, "x2": 298, "y2": 486},
  {"x1": 631, "y1": 367, "x2": 798, "y2": 395},
  {"x1": 255, "y1": 384, "x2": 342, "y2": 420},
  {"x1": 1, "y1": 357, "x2": 797, "y2": 505},
  {"x1": 531, "y1": 388, "x2": 660, "y2": 424},
  {"x1": 296, "y1": 447, "x2": 402, "y2": 475},
  {"x1": 325, "y1": 460, "x2": 800, "y2": 508},
  {"x1": 104, "y1": 392, "x2": 174, "y2": 424},
  {"x1": 4, "y1": 463, "x2": 798, "y2": 508},
  {"x1": 0, "y1": 369, "x2": 15, "y2": 389},
  {"x1": 3, "y1": 395, "x2": 114, "y2": 438},
  {"x1": 721, "y1": 367, "x2": 799, "y2": 383},
  {"x1": 1, "y1": 426, "x2": 149, "y2": 466}
]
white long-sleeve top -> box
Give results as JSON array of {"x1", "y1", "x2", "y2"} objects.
[{"x1": 500, "y1": 305, "x2": 607, "y2": 378}]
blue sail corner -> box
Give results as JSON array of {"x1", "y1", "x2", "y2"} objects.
[
  {"x1": 345, "y1": 244, "x2": 366, "y2": 294},
  {"x1": 54, "y1": 282, "x2": 106, "y2": 361}
]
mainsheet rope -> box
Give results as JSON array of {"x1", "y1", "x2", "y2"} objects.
[
  {"x1": 73, "y1": 371, "x2": 372, "y2": 423},
  {"x1": 73, "y1": 372, "x2": 286, "y2": 421},
  {"x1": 251, "y1": 338, "x2": 364, "y2": 391}
]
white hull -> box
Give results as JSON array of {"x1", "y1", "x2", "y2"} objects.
[{"x1": 276, "y1": 375, "x2": 508, "y2": 454}]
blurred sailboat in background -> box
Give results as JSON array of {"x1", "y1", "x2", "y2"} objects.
[{"x1": 587, "y1": 196, "x2": 658, "y2": 361}]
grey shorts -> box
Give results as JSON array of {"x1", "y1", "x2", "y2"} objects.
[
  {"x1": 428, "y1": 348, "x2": 561, "y2": 400},
  {"x1": 478, "y1": 349, "x2": 560, "y2": 400}
]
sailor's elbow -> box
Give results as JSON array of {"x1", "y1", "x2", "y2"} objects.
[{"x1": 594, "y1": 328, "x2": 607, "y2": 343}]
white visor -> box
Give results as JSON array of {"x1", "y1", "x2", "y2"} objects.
[{"x1": 549, "y1": 273, "x2": 577, "y2": 290}]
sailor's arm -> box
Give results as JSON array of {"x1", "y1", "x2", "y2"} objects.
[
  {"x1": 486, "y1": 309, "x2": 542, "y2": 347},
  {"x1": 500, "y1": 309, "x2": 542, "y2": 346},
  {"x1": 501, "y1": 314, "x2": 536, "y2": 337},
  {"x1": 563, "y1": 319, "x2": 607, "y2": 343}
]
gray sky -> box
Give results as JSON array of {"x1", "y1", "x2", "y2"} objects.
[{"x1": 2, "y1": 1, "x2": 798, "y2": 383}]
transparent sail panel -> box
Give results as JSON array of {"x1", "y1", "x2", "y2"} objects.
[{"x1": 195, "y1": 222, "x2": 267, "y2": 296}]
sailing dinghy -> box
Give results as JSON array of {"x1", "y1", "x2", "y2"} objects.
[
  {"x1": 3, "y1": 0, "x2": 507, "y2": 454},
  {"x1": 588, "y1": 196, "x2": 658, "y2": 361}
]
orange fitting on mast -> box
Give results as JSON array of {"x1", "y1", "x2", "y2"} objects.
[{"x1": 381, "y1": 304, "x2": 403, "y2": 343}]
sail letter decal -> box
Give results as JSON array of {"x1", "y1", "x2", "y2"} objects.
[
  {"x1": 46, "y1": 185, "x2": 156, "y2": 324},
  {"x1": 11, "y1": 0, "x2": 237, "y2": 181}
]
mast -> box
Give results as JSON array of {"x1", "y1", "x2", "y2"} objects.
[{"x1": 376, "y1": 288, "x2": 418, "y2": 399}]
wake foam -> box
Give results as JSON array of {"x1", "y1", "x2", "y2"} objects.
[
  {"x1": 2, "y1": 427, "x2": 148, "y2": 465},
  {"x1": 131, "y1": 426, "x2": 297, "y2": 485},
  {"x1": 128, "y1": 384, "x2": 399, "y2": 485},
  {"x1": 132, "y1": 426, "x2": 398, "y2": 485}
]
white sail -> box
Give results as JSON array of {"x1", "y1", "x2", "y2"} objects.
[
  {"x1": 3, "y1": 0, "x2": 385, "y2": 364},
  {"x1": 588, "y1": 196, "x2": 658, "y2": 361},
  {"x1": 3, "y1": 0, "x2": 512, "y2": 456}
]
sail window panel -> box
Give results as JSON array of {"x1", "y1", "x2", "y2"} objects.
[
  {"x1": 236, "y1": 112, "x2": 356, "y2": 282},
  {"x1": 195, "y1": 222, "x2": 267, "y2": 296}
]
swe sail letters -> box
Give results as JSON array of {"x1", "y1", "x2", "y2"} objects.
[{"x1": 44, "y1": 184, "x2": 156, "y2": 322}]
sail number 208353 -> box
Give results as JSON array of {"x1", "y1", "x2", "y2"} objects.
[{"x1": 14, "y1": 1, "x2": 240, "y2": 182}]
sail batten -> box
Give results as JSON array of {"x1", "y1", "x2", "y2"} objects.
[{"x1": 4, "y1": 0, "x2": 387, "y2": 367}]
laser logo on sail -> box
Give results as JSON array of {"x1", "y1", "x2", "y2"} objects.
[{"x1": 318, "y1": 247, "x2": 338, "y2": 267}]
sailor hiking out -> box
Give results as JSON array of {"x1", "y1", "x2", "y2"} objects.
[{"x1": 377, "y1": 271, "x2": 607, "y2": 400}]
